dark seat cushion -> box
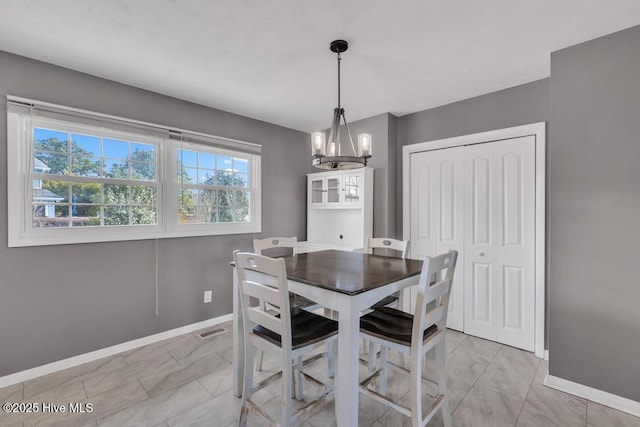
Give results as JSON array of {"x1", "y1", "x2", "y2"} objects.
[
  {"x1": 290, "y1": 294, "x2": 320, "y2": 309},
  {"x1": 254, "y1": 308, "x2": 338, "y2": 350},
  {"x1": 370, "y1": 293, "x2": 399, "y2": 309},
  {"x1": 360, "y1": 307, "x2": 437, "y2": 346}
]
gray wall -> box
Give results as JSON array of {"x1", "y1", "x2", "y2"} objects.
[
  {"x1": 548, "y1": 25, "x2": 640, "y2": 401},
  {"x1": 0, "y1": 51, "x2": 309, "y2": 376}
]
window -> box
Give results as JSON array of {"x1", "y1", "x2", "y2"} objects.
[
  {"x1": 32, "y1": 126, "x2": 158, "y2": 228},
  {"x1": 7, "y1": 97, "x2": 261, "y2": 247},
  {"x1": 176, "y1": 147, "x2": 251, "y2": 225}
]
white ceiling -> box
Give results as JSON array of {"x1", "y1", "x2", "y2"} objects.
[{"x1": 1, "y1": 1, "x2": 640, "y2": 132}]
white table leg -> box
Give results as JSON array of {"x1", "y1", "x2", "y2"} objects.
[
  {"x1": 232, "y1": 267, "x2": 244, "y2": 397},
  {"x1": 335, "y1": 297, "x2": 360, "y2": 426}
]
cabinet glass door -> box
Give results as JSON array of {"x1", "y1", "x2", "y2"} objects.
[
  {"x1": 311, "y1": 179, "x2": 324, "y2": 204},
  {"x1": 327, "y1": 177, "x2": 341, "y2": 204},
  {"x1": 343, "y1": 174, "x2": 361, "y2": 205}
]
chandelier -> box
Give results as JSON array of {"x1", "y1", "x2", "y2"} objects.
[{"x1": 311, "y1": 40, "x2": 372, "y2": 170}]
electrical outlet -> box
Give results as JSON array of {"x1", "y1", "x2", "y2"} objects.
[{"x1": 204, "y1": 290, "x2": 212, "y2": 303}]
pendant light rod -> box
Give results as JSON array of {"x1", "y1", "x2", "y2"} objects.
[{"x1": 337, "y1": 51, "x2": 341, "y2": 110}]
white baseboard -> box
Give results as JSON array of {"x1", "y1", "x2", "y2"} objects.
[
  {"x1": 544, "y1": 350, "x2": 549, "y2": 360},
  {"x1": 0, "y1": 313, "x2": 233, "y2": 389},
  {"x1": 544, "y1": 374, "x2": 640, "y2": 418}
]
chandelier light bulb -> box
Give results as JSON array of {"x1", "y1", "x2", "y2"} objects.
[
  {"x1": 311, "y1": 132, "x2": 326, "y2": 156},
  {"x1": 358, "y1": 133, "x2": 372, "y2": 157}
]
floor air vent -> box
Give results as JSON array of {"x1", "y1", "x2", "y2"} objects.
[{"x1": 198, "y1": 327, "x2": 226, "y2": 339}]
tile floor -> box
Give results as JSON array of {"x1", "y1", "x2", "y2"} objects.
[{"x1": 1, "y1": 322, "x2": 638, "y2": 426}]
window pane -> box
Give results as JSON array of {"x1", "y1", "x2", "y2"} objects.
[
  {"x1": 235, "y1": 191, "x2": 250, "y2": 222},
  {"x1": 218, "y1": 190, "x2": 233, "y2": 207},
  {"x1": 104, "y1": 184, "x2": 129, "y2": 204},
  {"x1": 233, "y1": 173, "x2": 248, "y2": 187},
  {"x1": 33, "y1": 178, "x2": 69, "y2": 227},
  {"x1": 235, "y1": 208, "x2": 249, "y2": 222},
  {"x1": 197, "y1": 207, "x2": 217, "y2": 223},
  {"x1": 35, "y1": 152, "x2": 68, "y2": 175},
  {"x1": 33, "y1": 204, "x2": 69, "y2": 227},
  {"x1": 71, "y1": 155, "x2": 101, "y2": 177},
  {"x1": 104, "y1": 205, "x2": 129, "y2": 226},
  {"x1": 200, "y1": 189, "x2": 217, "y2": 207},
  {"x1": 131, "y1": 143, "x2": 156, "y2": 172},
  {"x1": 178, "y1": 150, "x2": 197, "y2": 167},
  {"x1": 38, "y1": 180, "x2": 69, "y2": 202},
  {"x1": 131, "y1": 143, "x2": 154, "y2": 161},
  {"x1": 233, "y1": 158, "x2": 248, "y2": 173},
  {"x1": 216, "y1": 172, "x2": 234, "y2": 187},
  {"x1": 182, "y1": 167, "x2": 197, "y2": 184},
  {"x1": 218, "y1": 207, "x2": 233, "y2": 223},
  {"x1": 103, "y1": 139, "x2": 129, "y2": 160},
  {"x1": 217, "y1": 155, "x2": 232, "y2": 171},
  {"x1": 34, "y1": 128, "x2": 68, "y2": 153},
  {"x1": 72, "y1": 134, "x2": 100, "y2": 156},
  {"x1": 131, "y1": 161, "x2": 155, "y2": 181},
  {"x1": 103, "y1": 159, "x2": 129, "y2": 178},
  {"x1": 132, "y1": 206, "x2": 156, "y2": 225},
  {"x1": 198, "y1": 152, "x2": 215, "y2": 169},
  {"x1": 198, "y1": 169, "x2": 215, "y2": 185},
  {"x1": 72, "y1": 183, "x2": 101, "y2": 204},
  {"x1": 131, "y1": 185, "x2": 155, "y2": 205},
  {"x1": 178, "y1": 206, "x2": 197, "y2": 224},
  {"x1": 177, "y1": 188, "x2": 197, "y2": 206},
  {"x1": 72, "y1": 205, "x2": 101, "y2": 227}
]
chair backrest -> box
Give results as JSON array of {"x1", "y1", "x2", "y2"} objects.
[
  {"x1": 364, "y1": 237, "x2": 409, "y2": 259},
  {"x1": 412, "y1": 250, "x2": 458, "y2": 347},
  {"x1": 253, "y1": 237, "x2": 298, "y2": 257},
  {"x1": 233, "y1": 251, "x2": 293, "y2": 350}
]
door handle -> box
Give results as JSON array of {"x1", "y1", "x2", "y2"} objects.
[{"x1": 479, "y1": 252, "x2": 485, "y2": 257}]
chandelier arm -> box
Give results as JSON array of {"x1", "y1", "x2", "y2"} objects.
[{"x1": 341, "y1": 111, "x2": 358, "y2": 156}]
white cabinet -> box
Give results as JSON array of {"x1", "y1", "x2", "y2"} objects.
[{"x1": 306, "y1": 168, "x2": 373, "y2": 249}]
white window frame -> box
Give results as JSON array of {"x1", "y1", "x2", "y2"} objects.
[
  {"x1": 163, "y1": 140, "x2": 261, "y2": 239},
  {"x1": 7, "y1": 97, "x2": 261, "y2": 247}
]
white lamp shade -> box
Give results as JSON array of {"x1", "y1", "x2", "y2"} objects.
[
  {"x1": 311, "y1": 132, "x2": 326, "y2": 156},
  {"x1": 358, "y1": 133, "x2": 372, "y2": 157},
  {"x1": 327, "y1": 141, "x2": 339, "y2": 156}
]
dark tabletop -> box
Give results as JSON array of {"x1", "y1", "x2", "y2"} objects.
[{"x1": 282, "y1": 250, "x2": 423, "y2": 296}]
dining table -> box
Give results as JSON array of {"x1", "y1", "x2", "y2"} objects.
[{"x1": 231, "y1": 249, "x2": 423, "y2": 426}]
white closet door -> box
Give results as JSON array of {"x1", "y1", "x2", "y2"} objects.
[
  {"x1": 410, "y1": 147, "x2": 465, "y2": 331},
  {"x1": 464, "y1": 136, "x2": 535, "y2": 351}
]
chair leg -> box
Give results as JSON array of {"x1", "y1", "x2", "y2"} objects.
[
  {"x1": 328, "y1": 341, "x2": 337, "y2": 378},
  {"x1": 368, "y1": 341, "x2": 376, "y2": 374},
  {"x1": 379, "y1": 346, "x2": 389, "y2": 396},
  {"x1": 397, "y1": 349, "x2": 405, "y2": 369},
  {"x1": 239, "y1": 344, "x2": 255, "y2": 427},
  {"x1": 281, "y1": 358, "x2": 293, "y2": 426},
  {"x1": 435, "y1": 342, "x2": 452, "y2": 427},
  {"x1": 409, "y1": 350, "x2": 423, "y2": 427},
  {"x1": 295, "y1": 356, "x2": 303, "y2": 400},
  {"x1": 257, "y1": 350, "x2": 264, "y2": 371}
]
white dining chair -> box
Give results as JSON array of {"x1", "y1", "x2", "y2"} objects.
[
  {"x1": 363, "y1": 237, "x2": 410, "y2": 371},
  {"x1": 364, "y1": 237, "x2": 409, "y2": 309},
  {"x1": 234, "y1": 251, "x2": 337, "y2": 426},
  {"x1": 359, "y1": 250, "x2": 458, "y2": 427},
  {"x1": 253, "y1": 237, "x2": 323, "y2": 376}
]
